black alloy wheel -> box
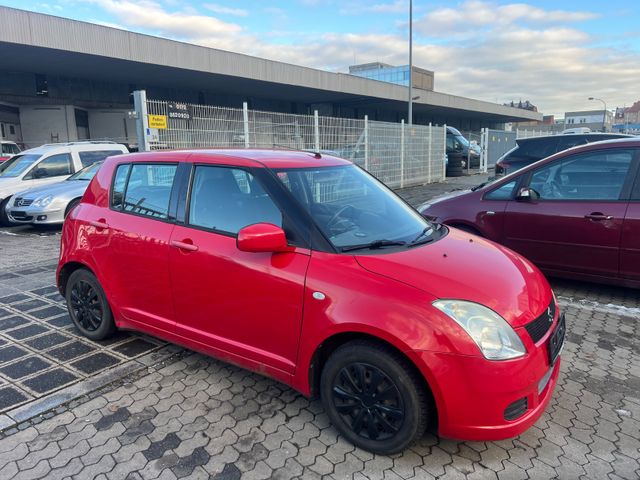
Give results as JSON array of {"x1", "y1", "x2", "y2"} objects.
[
  {"x1": 66, "y1": 269, "x2": 115, "y2": 340},
  {"x1": 321, "y1": 341, "x2": 429, "y2": 454},
  {"x1": 332, "y1": 363, "x2": 405, "y2": 441}
]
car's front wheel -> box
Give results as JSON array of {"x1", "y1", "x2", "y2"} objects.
[
  {"x1": 65, "y1": 268, "x2": 116, "y2": 340},
  {"x1": 320, "y1": 340, "x2": 429, "y2": 454}
]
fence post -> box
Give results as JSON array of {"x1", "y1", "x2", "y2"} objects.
[
  {"x1": 400, "y1": 119, "x2": 405, "y2": 188},
  {"x1": 364, "y1": 115, "x2": 369, "y2": 171},
  {"x1": 242, "y1": 102, "x2": 250, "y2": 148},
  {"x1": 314, "y1": 110, "x2": 320, "y2": 152},
  {"x1": 483, "y1": 128, "x2": 489, "y2": 173},
  {"x1": 443, "y1": 124, "x2": 447, "y2": 181},
  {"x1": 427, "y1": 122, "x2": 432, "y2": 183},
  {"x1": 133, "y1": 90, "x2": 149, "y2": 152}
]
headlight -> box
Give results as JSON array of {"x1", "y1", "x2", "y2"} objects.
[
  {"x1": 33, "y1": 195, "x2": 53, "y2": 207},
  {"x1": 433, "y1": 300, "x2": 526, "y2": 360}
]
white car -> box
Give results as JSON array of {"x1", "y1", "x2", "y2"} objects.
[{"x1": 0, "y1": 141, "x2": 128, "y2": 225}]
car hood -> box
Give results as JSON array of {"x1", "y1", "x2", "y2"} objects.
[
  {"x1": 0, "y1": 177, "x2": 23, "y2": 197},
  {"x1": 355, "y1": 228, "x2": 551, "y2": 327},
  {"x1": 418, "y1": 189, "x2": 471, "y2": 212},
  {"x1": 13, "y1": 180, "x2": 89, "y2": 200}
]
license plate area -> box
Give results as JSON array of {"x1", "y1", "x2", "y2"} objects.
[{"x1": 548, "y1": 313, "x2": 565, "y2": 365}]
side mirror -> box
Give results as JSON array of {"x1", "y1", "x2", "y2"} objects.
[
  {"x1": 516, "y1": 187, "x2": 540, "y2": 202},
  {"x1": 237, "y1": 223, "x2": 290, "y2": 253}
]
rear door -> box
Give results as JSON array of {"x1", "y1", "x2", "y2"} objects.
[
  {"x1": 620, "y1": 150, "x2": 640, "y2": 281},
  {"x1": 503, "y1": 148, "x2": 635, "y2": 279},
  {"x1": 90, "y1": 160, "x2": 179, "y2": 335}
]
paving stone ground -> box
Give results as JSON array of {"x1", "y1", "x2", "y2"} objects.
[{"x1": 0, "y1": 175, "x2": 638, "y2": 479}]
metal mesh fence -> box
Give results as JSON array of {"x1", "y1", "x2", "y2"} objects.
[{"x1": 145, "y1": 99, "x2": 445, "y2": 188}]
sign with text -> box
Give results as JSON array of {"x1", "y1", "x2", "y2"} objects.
[
  {"x1": 148, "y1": 115, "x2": 167, "y2": 129},
  {"x1": 167, "y1": 103, "x2": 192, "y2": 121}
]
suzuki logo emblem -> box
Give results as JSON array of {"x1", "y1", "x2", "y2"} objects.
[{"x1": 547, "y1": 306, "x2": 553, "y2": 322}]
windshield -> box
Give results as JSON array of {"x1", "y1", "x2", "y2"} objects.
[
  {"x1": 0, "y1": 154, "x2": 41, "y2": 177},
  {"x1": 275, "y1": 165, "x2": 436, "y2": 251},
  {"x1": 67, "y1": 161, "x2": 102, "y2": 181}
]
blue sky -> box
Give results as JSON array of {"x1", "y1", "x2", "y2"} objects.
[{"x1": 3, "y1": 0, "x2": 640, "y2": 116}]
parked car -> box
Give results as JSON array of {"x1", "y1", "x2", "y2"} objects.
[
  {"x1": 58, "y1": 149, "x2": 564, "y2": 454},
  {"x1": 0, "y1": 141, "x2": 128, "y2": 225},
  {"x1": 419, "y1": 138, "x2": 640, "y2": 288},
  {"x1": 495, "y1": 132, "x2": 631, "y2": 176},
  {"x1": 0, "y1": 140, "x2": 21, "y2": 163},
  {"x1": 446, "y1": 126, "x2": 479, "y2": 176},
  {"x1": 7, "y1": 161, "x2": 107, "y2": 225}
]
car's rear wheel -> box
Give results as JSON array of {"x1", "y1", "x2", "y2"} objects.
[
  {"x1": 65, "y1": 269, "x2": 115, "y2": 340},
  {"x1": 64, "y1": 198, "x2": 81, "y2": 219},
  {"x1": 320, "y1": 340, "x2": 428, "y2": 454}
]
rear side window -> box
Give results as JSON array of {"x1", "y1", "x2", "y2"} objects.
[
  {"x1": 111, "y1": 164, "x2": 130, "y2": 210},
  {"x1": 121, "y1": 164, "x2": 177, "y2": 219},
  {"x1": 79, "y1": 150, "x2": 124, "y2": 167},
  {"x1": 514, "y1": 138, "x2": 558, "y2": 160}
]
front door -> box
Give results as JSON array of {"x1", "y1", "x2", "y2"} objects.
[
  {"x1": 503, "y1": 148, "x2": 635, "y2": 278},
  {"x1": 169, "y1": 165, "x2": 310, "y2": 374}
]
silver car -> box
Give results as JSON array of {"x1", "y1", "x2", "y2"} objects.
[{"x1": 7, "y1": 162, "x2": 102, "y2": 225}]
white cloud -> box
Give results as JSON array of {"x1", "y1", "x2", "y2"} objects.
[
  {"x1": 203, "y1": 3, "x2": 248, "y2": 17},
  {"x1": 76, "y1": 0, "x2": 637, "y2": 116}
]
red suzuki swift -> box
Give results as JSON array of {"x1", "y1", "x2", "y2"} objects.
[{"x1": 58, "y1": 149, "x2": 564, "y2": 454}]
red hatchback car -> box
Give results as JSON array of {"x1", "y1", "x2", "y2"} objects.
[
  {"x1": 58, "y1": 149, "x2": 564, "y2": 453},
  {"x1": 419, "y1": 138, "x2": 640, "y2": 289}
]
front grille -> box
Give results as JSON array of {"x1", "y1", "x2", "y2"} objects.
[
  {"x1": 504, "y1": 397, "x2": 528, "y2": 421},
  {"x1": 13, "y1": 197, "x2": 33, "y2": 207},
  {"x1": 525, "y1": 300, "x2": 556, "y2": 344}
]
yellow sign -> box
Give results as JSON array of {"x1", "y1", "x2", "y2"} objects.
[{"x1": 148, "y1": 115, "x2": 167, "y2": 129}]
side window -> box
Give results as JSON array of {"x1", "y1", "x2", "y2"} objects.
[
  {"x1": 79, "y1": 150, "x2": 124, "y2": 168},
  {"x1": 529, "y1": 150, "x2": 634, "y2": 201},
  {"x1": 111, "y1": 164, "x2": 130, "y2": 210},
  {"x1": 188, "y1": 166, "x2": 282, "y2": 234},
  {"x1": 1, "y1": 144, "x2": 11, "y2": 154},
  {"x1": 122, "y1": 164, "x2": 177, "y2": 219},
  {"x1": 484, "y1": 180, "x2": 518, "y2": 200},
  {"x1": 26, "y1": 153, "x2": 72, "y2": 179}
]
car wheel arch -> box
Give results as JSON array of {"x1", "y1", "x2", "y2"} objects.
[
  {"x1": 306, "y1": 331, "x2": 438, "y2": 426},
  {"x1": 58, "y1": 261, "x2": 97, "y2": 297}
]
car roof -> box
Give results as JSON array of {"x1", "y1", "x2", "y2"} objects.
[
  {"x1": 119, "y1": 149, "x2": 352, "y2": 169},
  {"x1": 517, "y1": 132, "x2": 632, "y2": 144},
  {"x1": 21, "y1": 143, "x2": 128, "y2": 155}
]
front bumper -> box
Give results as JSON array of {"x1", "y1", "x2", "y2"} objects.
[
  {"x1": 413, "y1": 314, "x2": 564, "y2": 441},
  {"x1": 7, "y1": 206, "x2": 65, "y2": 224}
]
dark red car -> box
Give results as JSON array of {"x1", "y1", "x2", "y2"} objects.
[
  {"x1": 420, "y1": 138, "x2": 640, "y2": 288},
  {"x1": 58, "y1": 149, "x2": 564, "y2": 453}
]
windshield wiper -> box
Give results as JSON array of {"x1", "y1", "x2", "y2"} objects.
[
  {"x1": 408, "y1": 226, "x2": 435, "y2": 247},
  {"x1": 340, "y1": 239, "x2": 406, "y2": 252}
]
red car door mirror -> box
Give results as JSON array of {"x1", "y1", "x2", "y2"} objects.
[
  {"x1": 237, "y1": 223, "x2": 291, "y2": 253},
  {"x1": 516, "y1": 187, "x2": 540, "y2": 202}
]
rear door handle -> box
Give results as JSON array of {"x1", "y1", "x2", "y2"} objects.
[
  {"x1": 89, "y1": 219, "x2": 109, "y2": 229},
  {"x1": 584, "y1": 213, "x2": 613, "y2": 221},
  {"x1": 170, "y1": 239, "x2": 199, "y2": 252}
]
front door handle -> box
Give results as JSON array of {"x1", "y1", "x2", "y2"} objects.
[
  {"x1": 170, "y1": 239, "x2": 199, "y2": 252},
  {"x1": 89, "y1": 219, "x2": 109, "y2": 229},
  {"x1": 584, "y1": 213, "x2": 613, "y2": 221}
]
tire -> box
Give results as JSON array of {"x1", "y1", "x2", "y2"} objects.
[
  {"x1": 320, "y1": 340, "x2": 429, "y2": 454},
  {"x1": 0, "y1": 197, "x2": 12, "y2": 226},
  {"x1": 64, "y1": 198, "x2": 81, "y2": 219},
  {"x1": 65, "y1": 269, "x2": 116, "y2": 340}
]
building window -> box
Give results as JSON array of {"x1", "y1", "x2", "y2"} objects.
[{"x1": 35, "y1": 74, "x2": 48, "y2": 96}]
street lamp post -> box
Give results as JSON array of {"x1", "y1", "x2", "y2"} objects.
[
  {"x1": 588, "y1": 97, "x2": 607, "y2": 132},
  {"x1": 408, "y1": 0, "x2": 413, "y2": 126}
]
